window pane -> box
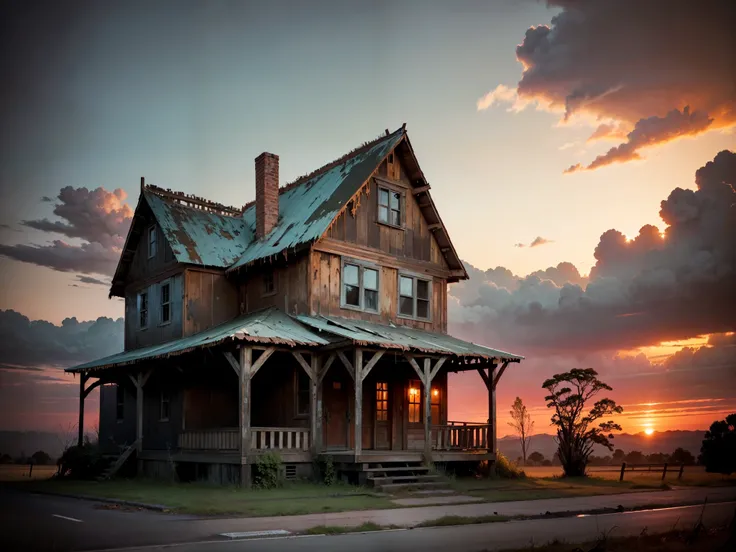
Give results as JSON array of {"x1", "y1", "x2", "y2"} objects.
[
  {"x1": 390, "y1": 191, "x2": 400, "y2": 210},
  {"x1": 364, "y1": 269, "x2": 378, "y2": 290},
  {"x1": 344, "y1": 263, "x2": 359, "y2": 285},
  {"x1": 161, "y1": 284, "x2": 170, "y2": 303},
  {"x1": 390, "y1": 209, "x2": 400, "y2": 226},
  {"x1": 399, "y1": 296, "x2": 414, "y2": 316},
  {"x1": 400, "y1": 276, "x2": 413, "y2": 297},
  {"x1": 378, "y1": 188, "x2": 389, "y2": 206},
  {"x1": 345, "y1": 284, "x2": 360, "y2": 306},
  {"x1": 417, "y1": 299, "x2": 430, "y2": 319},
  {"x1": 364, "y1": 289, "x2": 378, "y2": 311},
  {"x1": 417, "y1": 279, "x2": 429, "y2": 300},
  {"x1": 378, "y1": 205, "x2": 388, "y2": 222}
]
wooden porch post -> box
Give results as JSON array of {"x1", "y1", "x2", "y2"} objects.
[
  {"x1": 240, "y1": 346, "x2": 253, "y2": 488},
  {"x1": 77, "y1": 373, "x2": 88, "y2": 447},
  {"x1": 310, "y1": 354, "x2": 322, "y2": 454},
  {"x1": 489, "y1": 365, "x2": 496, "y2": 454},
  {"x1": 354, "y1": 348, "x2": 363, "y2": 461},
  {"x1": 423, "y1": 358, "x2": 432, "y2": 461}
]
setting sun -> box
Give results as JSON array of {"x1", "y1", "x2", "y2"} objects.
[{"x1": 644, "y1": 428, "x2": 655, "y2": 436}]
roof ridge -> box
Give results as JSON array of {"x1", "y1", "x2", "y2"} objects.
[{"x1": 145, "y1": 185, "x2": 245, "y2": 217}]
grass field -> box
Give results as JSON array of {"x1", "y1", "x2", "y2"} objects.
[
  {"x1": 0, "y1": 465, "x2": 57, "y2": 481},
  {"x1": 523, "y1": 465, "x2": 736, "y2": 486}
]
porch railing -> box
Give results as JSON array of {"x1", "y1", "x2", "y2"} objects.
[
  {"x1": 178, "y1": 427, "x2": 310, "y2": 452},
  {"x1": 432, "y1": 422, "x2": 490, "y2": 451}
]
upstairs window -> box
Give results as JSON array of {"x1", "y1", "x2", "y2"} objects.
[
  {"x1": 262, "y1": 271, "x2": 276, "y2": 296},
  {"x1": 159, "y1": 391, "x2": 171, "y2": 421},
  {"x1": 160, "y1": 282, "x2": 171, "y2": 325},
  {"x1": 137, "y1": 291, "x2": 149, "y2": 329},
  {"x1": 341, "y1": 259, "x2": 379, "y2": 312},
  {"x1": 378, "y1": 186, "x2": 402, "y2": 227},
  {"x1": 398, "y1": 274, "x2": 431, "y2": 320},
  {"x1": 116, "y1": 385, "x2": 125, "y2": 422},
  {"x1": 295, "y1": 369, "x2": 310, "y2": 417},
  {"x1": 147, "y1": 226, "x2": 157, "y2": 259}
]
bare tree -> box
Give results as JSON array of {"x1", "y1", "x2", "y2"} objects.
[{"x1": 508, "y1": 397, "x2": 534, "y2": 465}]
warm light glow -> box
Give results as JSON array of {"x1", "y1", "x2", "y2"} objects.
[
  {"x1": 409, "y1": 387, "x2": 418, "y2": 397},
  {"x1": 644, "y1": 428, "x2": 654, "y2": 436},
  {"x1": 432, "y1": 388, "x2": 439, "y2": 397}
]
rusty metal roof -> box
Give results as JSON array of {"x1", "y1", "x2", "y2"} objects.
[
  {"x1": 66, "y1": 308, "x2": 330, "y2": 374},
  {"x1": 295, "y1": 314, "x2": 524, "y2": 361},
  {"x1": 145, "y1": 191, "x2": 252, "y2": 267},
  {"x1": 228, "y1": 128, "x2": 405, "y2": 270}
]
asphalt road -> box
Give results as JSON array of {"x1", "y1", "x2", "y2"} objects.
[{"x1": 1, "y1": 489, "x2": 734, "y2": 552}]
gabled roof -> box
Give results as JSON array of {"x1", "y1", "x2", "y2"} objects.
[
  {"x1": 110, "y1": 125, "x2": 468, "y2": 296},
  {"x1": 66, "y1": 308, "x2": 523, "y2": 373}
]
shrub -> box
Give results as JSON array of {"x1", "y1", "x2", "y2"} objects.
[
  {"x1": 318, "y1": 455, "x2": 337, "y2": 486},
  {"x1": 253, "y1": 452, "x2": 282, "y2": 489},
  {"x1": 700, "y1": 413, "x2": 736, "y2": 475},
  {"x1": 56, "y1": 444, "x2": 108, "y2": 479},
  {"x1": 494, "y1": 452, "x2": 526, "y2": 479}
]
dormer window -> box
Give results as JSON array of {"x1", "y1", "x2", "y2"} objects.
[
  {"x1": 378, "y1": 187, "x2": 402, "y2": 227},
  {"x1": 147, "y1": 226, "x2": 157, "y2": 259}
]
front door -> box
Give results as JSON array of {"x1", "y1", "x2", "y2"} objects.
[
  {"x1": 374, "y1": 381, "x2": 391, "y2": 449},
  {"x1": 323, "y1": 374, "x2": 349, "y2": 449}
]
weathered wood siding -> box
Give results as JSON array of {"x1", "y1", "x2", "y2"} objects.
[
  {"x1": 124, "y1": 273, "x2": 184, "y2": 350},
  {"x1": 142, "y1": 372, "x2": 184, "y2": 451},
  {"x1": 251, "y1": 352, "x2": 310, "y2": 428},
  {"x1": 98, "y1": 383, "x2": 137, "y2": 454},
  {"x1": 324, "y1": 156, "x2": 448, "y2": 268},
  {"x1": 309, "y1": 251, "x2": 447, "y2": 332},
  {"x1": 183, "y1": 269, "x2": 239, "y2": 336},
  {"x1": 237, "y1": 255, "x2": 310, "y2": 316}
]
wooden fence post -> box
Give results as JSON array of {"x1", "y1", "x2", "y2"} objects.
[
  {"x1": 619, "y1": 462, "x2": 626, "y2": 482},
  {"x1": 678, "y1": 463, "x2": 684, "y2": 480},
  {"x1": 661, "y1": 462, "x2": 668, "y2": 481}
]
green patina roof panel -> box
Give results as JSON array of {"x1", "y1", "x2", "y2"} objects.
[
  {"x1": 145, "y1": 191, "x2": 252, "y2": 267},
  {"x1": 295, "y1": 314, "x2": 524, "y2": 360},
  {"x1": 229, "y1": 129, "x2": 404, "y2": 270},
  {"x1": 66, "y1": 308, "x2": 330, "y2": 373}
]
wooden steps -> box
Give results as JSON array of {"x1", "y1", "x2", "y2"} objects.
[
  {"x1": 362, "y1": 461, "x2": 449, "y2": 492},
  {"x1": 96, "y1": 440, "x2": 138, "y2": 481}
]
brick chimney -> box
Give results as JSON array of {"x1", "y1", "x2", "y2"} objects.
[{"x1": 255, "y1": 152, "x2": 279, "y2": 239}]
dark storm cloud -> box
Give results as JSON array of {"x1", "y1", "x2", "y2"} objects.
[
  {"x1": 449, "y1": 150, "x2": 736, "y2": 354},
  {"x1": 0, "y1": 186, "x2": 133, "y2": 275},
  {"x1": 0, "y1": 309, "x2": 123, "y2": 369},
  {"x1": 75, "y1": 275, "x2": 110, "y2": 286},
  {"x1": 480, "y1": 0, "x2": 735, "y2": 171}
]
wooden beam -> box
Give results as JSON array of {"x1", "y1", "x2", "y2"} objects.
[
  {"x1": 311, "y1": 355, "x2": 322, "y2": 454},
  {"x1": 412, "y1": 184, "x2": 431, "y2": 195},
  {"x1": 82, "y1": 378, "x2": 105, "y2": 399},
  {"x1": 292, "y1": 351, "x2": 314, "y2": 380},
  {"x1": 423, "y1": 358, "x2": 432, "y2": 461},
  {"x1": 354, "y1": 348, "x2": 363, "y2": 460},
  {"x1": 360, "y1": 350, "x2": 384, "y2": 381},
  {"x1": 240, "y1": 346, "x2": 253, "y2": 488},
  {"x1": 224, "y1": 352, "x2": 240, "y2": 377},
  {"x1": 404, "y1": 354, "x2": 425, "y2": 384},
  {"x1": 427, "y1": 223, "x2": 442, "y2": 230},
  {"x1": 251, "y1": 347, "x2": 275, "y2": 377},
  {"x1": 336, "y1": 350, "x2": 356, "y2": 381},
  {"x1": 77, "y1": 374, "x2": 87, "y2": 446},
  {"x1": 318, "y1": 353, "x2": 336, "y2": 383},
  {"x1": 492, "y1": 361, "x2": 509, "y2": 390},
  {"x1": 428, "y1": 357, "x2": 446, "y2": 382},
  {"x1": 476, "y1": 367, "x2": 490, "y2": 390}
]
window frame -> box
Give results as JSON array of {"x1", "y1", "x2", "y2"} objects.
[
  {"x1": 431, "y1": 385, "x2": 441, "y2": 425},
  {"x1": 159, "y1": 390, "x2": 171, "y2": 422},
  {"x1": 137, "y1": 290, "x2": 149, "y2": 330},
  {"x1": 147, "y1": 225, "x2": 157, "y2": 259},
  {"x1": 340, "y1": 257, "x2": 380, "y2": 314},
  {"x1": 376, "y1": 182, "x2": 405, "y2": 229},
  {"x1": 262, "y1": 271, "x2": 277, "y2": 297},
  {"x1": 159, "y1": 279, "x2": 171, "y2": 326},
  {"x1": 397, "y1": 272, "x2": 432, "y2": 321},
  {"x1": 294, "y1": 368, "x2": 311, "y2": 419},
  {"x1": 376, "y1": 382, "x2": 388, "y2": 422},
  {"x1": 407, "y1": 380, "x2": 422, "y2": 424}
]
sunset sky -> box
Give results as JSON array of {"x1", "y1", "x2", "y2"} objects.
[{"x1": 1, "y1": 0, "x2": 734, "y2": 439}]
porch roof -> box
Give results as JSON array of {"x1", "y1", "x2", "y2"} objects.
[
  {"x1": 294, "y1": 314, "x2": 524, "y2": 362},
  {"x1": 65, "y1": 308, "x2": 330, "y2": 374}
]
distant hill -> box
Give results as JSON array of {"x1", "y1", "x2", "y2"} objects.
[
  {"x1": 0, "y1": 431, "x2": 67, "y2": 460},
  {"x1": 498, "y1": 430, "x2": 706, "y2": 461}
]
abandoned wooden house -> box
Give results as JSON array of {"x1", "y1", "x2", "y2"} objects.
[{"x1": 68, "y1": 126, "x2": 524, "y2": 486}]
